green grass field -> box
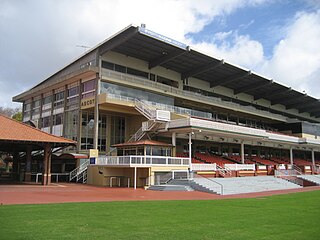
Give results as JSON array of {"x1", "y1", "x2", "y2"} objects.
[{"x1": 0, "y1": 191, "x2": 319, "y2": 240}]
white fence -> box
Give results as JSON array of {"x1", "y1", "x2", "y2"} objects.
[
  {"x1": 224, "y1": 164, "x2": 256, "y2": 171},
  {"x1": 192, "y1": 163, "x2": 217, "y2": 171},
  {"x1": 96, "y1": 155, "x2": 189, "y2": 166}
]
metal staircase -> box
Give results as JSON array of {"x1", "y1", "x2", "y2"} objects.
[
  {"x1": 69, "y1": 159, "x2": 90, "y2": 183},
  {"x1": 128, "y1": 99, "x2": 168, "y2": 142},
  {"x1": 216, "y1": 165, "x2": 232, "y2": 177}
]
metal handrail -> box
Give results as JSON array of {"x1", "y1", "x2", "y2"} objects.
[
  {"x1": 191, "y1": 173, "x2": 224, "y2": 195},
  {"x1": 69, "y1": 159, "x2": 90, "y2": 182}
]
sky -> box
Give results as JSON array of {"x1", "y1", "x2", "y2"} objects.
[{"x1": 0, "y1": 0, "x2": 320, "y2": 108}]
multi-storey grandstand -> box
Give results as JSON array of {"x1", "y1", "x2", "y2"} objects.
[{"x1": 12, "y1": 24, "x2": 320, "y2": 193}]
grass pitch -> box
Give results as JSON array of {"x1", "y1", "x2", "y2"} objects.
[{"x1": 0, "y1": 191, "x2": 319, "y2": 240}]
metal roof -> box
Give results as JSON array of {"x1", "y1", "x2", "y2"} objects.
[
  {"x1": 13, "y1": 25, "x2": 320, "y2": 119},
  {"x1": 103, "y1": 26, "x2": 320, "y2": 118}
]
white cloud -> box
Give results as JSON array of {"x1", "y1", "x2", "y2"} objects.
[
  {"x1": 259, "y1": 10, "x2": 320, "y2": 97},
  {"x1": 187, "y1": 31, "x2": 265, "y2": 70},
  {"x1": 1, "y1": 0, "x2": 319, "y2": 108}
]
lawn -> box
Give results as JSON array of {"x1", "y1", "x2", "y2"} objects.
[{"x1": 0, "y1": 191, "x2": 319, "y2": 240}]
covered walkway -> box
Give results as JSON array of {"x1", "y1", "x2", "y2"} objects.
[{"x1": 0, "y1": 115, "x2": 75, "y2": 185}]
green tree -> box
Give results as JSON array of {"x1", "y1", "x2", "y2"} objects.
[{"x1": 12, "y1": 111, "x2": 22, "y2": 122}]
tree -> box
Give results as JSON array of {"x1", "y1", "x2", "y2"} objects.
[
  {"x1": 0, "y1": 106, "x2": 22, "y2": 121},
  {"x1": 12, "y1": 111, "x2": 23, "y2": 122}
]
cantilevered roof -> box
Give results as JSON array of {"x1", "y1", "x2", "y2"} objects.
[
  {"x1": 0, "y1": 114, "x2": 76, "y2": 151},
  {"x1": 109, "y1": 26, "x2": 320, "y2": 117},
  {"x1": 13, "y1": 25, "x2": 320, "y2": 118}
]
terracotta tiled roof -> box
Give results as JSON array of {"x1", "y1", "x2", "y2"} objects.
[
  {"x1": 0, "y1": 114, "x2": 76, "y2": 145},
  {"x1": 112, "y1": 140, "x2": 172, "y2": 147}
]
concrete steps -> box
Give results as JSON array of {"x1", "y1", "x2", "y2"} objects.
[
  {"x1": 298, "y1": 175, "x2": 320, "y2": 185},
  {"x1": 148, "y1": 184, "x2": 193, "y2": 191},
  {"x1": 192, "y1": 176, "x2": 302, "y2": 195}
]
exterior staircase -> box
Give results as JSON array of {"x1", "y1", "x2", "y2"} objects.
[
  {"x1": 128, "y1": 99, "x2": 169, "y2": 142},
  {"x1": 69, "y1": 159, "x2": 90, "y2": 183}
]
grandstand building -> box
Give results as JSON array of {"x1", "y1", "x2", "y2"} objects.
[{"x1": 13, "y1": 24, "x2": 320, "y2": 189}]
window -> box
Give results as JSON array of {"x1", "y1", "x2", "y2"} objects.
[
  {"x1": 111, "y1": 116, "x2": 125, "y2": 145},
  {"x1": 127, "y1": 67, "x2": 148, "y2": 79},
  {"x1": 54, "y1": 91, "x2": 64, "y2": 109},
  {"x1": 115, "y1": 64, "x2": 126, "y2": 73},
  {"x1": 42, "y1": 96, "x2": 52, "y2": 105},
  {"x1": 81, "y1": 80, "x2": 95, "y2": 99},
  {"x1": 53, "y1": 113, "x2": 63, "y2": 125},
  {"x1": 102, "y1": 61, "x2": 114, "y2": 70},
  {"x1": 41, "y1": 116, "x2": 50, "y2": 128}
]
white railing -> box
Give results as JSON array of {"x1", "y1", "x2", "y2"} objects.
[
  {"x1": 128, "y1": 127, "x2": 144, "y2": 142},
  {"x1": 192, "y1": 163, "x2": 217, "y2": 171},
  {"x1": 292, "y1": 165, "x2": 303, "y2": 175},
  {"x1": 69, "y1": 159, "x2": 90, "y2": 182},
  {"x1": 216, "y1": 165, "x2": 232, "y2": 177},
  {"x1": 224, "y1": 164, "x2": 256, "y2": 171},
  {"x1": 102, "y1": 68, "x2": 286, "y2": 121},
  {"x1": 274, "y1": 169, "x2": 300, "y2": 177},
  {"x1": 96, "y1": 155, "x2": 189, "y2": 166},
  {"x1": 190, "y1": 173, "x2": 224, "y2": 195},
  {"x1": 134, "y1": 99, "x2": 155, "y2": 120}
]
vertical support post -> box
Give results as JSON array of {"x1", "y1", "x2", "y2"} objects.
[
  {"x1": 42, "y1": 144, "x2": 51, "y2": 185},
  {"x1": 77, "y1": 79, "x2": 83, "y2": 153},
  {"x1": 311, "y1": 149, "x2": 315, "y2": 172},
  {"x1": 189, "y1": 132, "x2": 192, "y2": 171},
  {"x1": 289, "y1": 147, "x2": 293, "y2": 165},
  {"x1": 134, "y1": 167, "x2": 137, "y2": 190},
  {"x1": 172, "y1": 132, "x2": 176, "y2": 157},
  {"x1": 25, "y1": 146, "x2": 32, "y2": 182},
  {"x1": 241, "y1": 141, "x2": 245, "y2": 164},
  {"x1": 93, "y1": 66, "x2": 101, "y2": 150}
]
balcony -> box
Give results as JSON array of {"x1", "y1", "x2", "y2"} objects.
[
  {"x1": 101, "y1": 68, "x2": 287, "y2": 122},
  {"x1": 95, "y1": 155, "x2": 190, "y2": 167}
]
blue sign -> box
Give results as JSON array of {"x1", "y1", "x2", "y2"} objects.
[
  {"x1": 138, "y1": 27, "x2": 188, "y2": 50},
  {"x1": 90, "y1": 157, "x2": 96, "y2": 164}
]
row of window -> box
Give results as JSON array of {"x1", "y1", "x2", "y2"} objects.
[{"x1": 102, "y1": 60, "x2": 179, "y2": 88}]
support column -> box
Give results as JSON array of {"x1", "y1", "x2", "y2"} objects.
[
  {"x1": 290, "y1": 147, "x2": 293, "y2": 165},
  {"x1": 189, "y1": 132, "x2": 192, "y2": 171},
  {"x1": 12, "y1": 152, "x2": 19, "y2": 181},
  {"x1": 93, "y1": 70, "x2": 101, "y2": 149},
  {"x1": 311, "y1": 149, "x2": 315, "y2": 171},
  {"x1": 25, "y1": 146, "x2": 32, "y2": 182},
  {"x1": 42, "y1": 144, "x2": 51, "y2": 185},
  {"x1": 134, "y1": 167, "x2": 137, "y2": 190},
  {"x1": 172, "y1": 132, "x2": 176, "y2": 157},
  {"x1": 241, "y1": 142, "x2": 245, "y2": 164}
]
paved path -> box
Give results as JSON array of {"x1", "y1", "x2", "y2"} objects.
[{"x1": 0, "y1": 183, "x2": 319, "y2": 205}]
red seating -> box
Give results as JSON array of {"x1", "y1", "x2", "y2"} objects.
[
  {"x1": 194, "y1": 152, "x2": 234, "y2": 166},
  {"x1": 294, "y1": 158, "x2": 312, "y2": 166}
]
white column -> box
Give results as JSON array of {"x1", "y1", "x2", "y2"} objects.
[
  {"x1": 189, "y1": 133, "x2": 192, "y2": 171},
  {"x1": 311, "y1": 149, "x2": 315, "y2": 168},
  {"x1": 134, "y1": 167, "x2": 137, "y2": 190},
  {"x1": 172, "y1": 132, "x2": 176, "y2": 146},
  {"x1": 241, "y1": 142, "x2": 245, "y2": 164},
  {"x1": 93, "y1": 62, "x2": 101, "y2": 149},
  {"x1": 290, "y1": 147, "x2": 293, "y2": 165}
]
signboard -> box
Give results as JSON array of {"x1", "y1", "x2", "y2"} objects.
[
  {"x1": 81, "y1": 97, "x2": 95, "y2": 109},
  {"x1": 90, "y1": 157, "x2": 96, "y2": 164},
  {"x1": 138, "y1": 27, "x2": 188, "y2": 50},
  {"x1": 89, "y1": 149, "x2": 99, "y2": 158}
]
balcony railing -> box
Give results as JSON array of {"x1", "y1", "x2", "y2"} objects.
[
  {"x1": 96, "y1": 155, "x2": 190, "y2": 166},
  {"x1": 101, "y1": 68, "x2": 287, "y2": 121}
]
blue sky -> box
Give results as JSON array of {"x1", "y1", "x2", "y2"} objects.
[
  {"x1": 0, "y1": 0, "x2": 319, "y2": 107},
  {"x1": 187, "y1": 1, "x2": 310, "y2": 57}
]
